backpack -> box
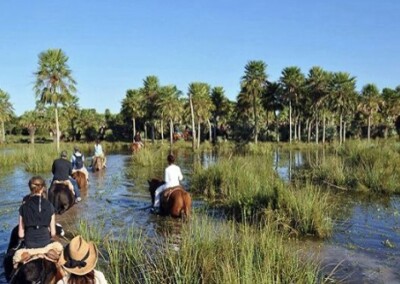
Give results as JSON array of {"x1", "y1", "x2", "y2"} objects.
[{"x1": 74, "y1": 154, "x2": 84, "y2": 169}]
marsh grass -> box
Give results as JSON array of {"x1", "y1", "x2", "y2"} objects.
[
  {"x1": 191, "y1": 155, "x2": 333, "y2": 237},
  {"x1": 301, "y1": 140, "x2": 400, "y2": 194},
  {"x1": 99, "y1": 216, "x2": 321, "y2": 284}
]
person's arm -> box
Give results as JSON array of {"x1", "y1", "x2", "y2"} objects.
[
  {"x1": 50, "y1": 214, "x2": 56, "y2": 238},
  {"x1": 68, "y1": 163, "x2": 73, "y2": 176},
  {"x1": 52, "y1": 161, "x2": 55, "y2": 175},
  {"x1": 18, "y1": 215, "x2": 25, "y2": 239},
  {"x1": 164, "y1": 168, "x2": 169, "y2": 183}
]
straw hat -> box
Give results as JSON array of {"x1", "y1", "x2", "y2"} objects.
[{"x1": 59, "y1": 235, "x2": 98, "y2": 275}]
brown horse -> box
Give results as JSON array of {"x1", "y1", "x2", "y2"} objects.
[
  {"x1": 71, "y1": 170, "x2": 88, "y2": 190},
  {"x1": 4, "y1": 225, "x2": 65, "y2": 283},
  {"x1": 48, "y1": 183, "x2": 75, "y2": 214},
  {"x1": 148, "y1": 178, "x2": 192, "y2": 218},
  {"x1": 131, "y1": 142, "x2": 142, "y2": 153},
  {"x1": 92, "y1": 156, "x2": 105, "y2": 172}
]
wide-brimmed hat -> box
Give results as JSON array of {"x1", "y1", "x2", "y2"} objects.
[{"x1": 59, "y1": 235, "x2": 98, "y2": 275}]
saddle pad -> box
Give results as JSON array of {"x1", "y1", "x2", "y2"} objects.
[{"x1": 13, "y1": 242, "x2": 63, "y2": 267}]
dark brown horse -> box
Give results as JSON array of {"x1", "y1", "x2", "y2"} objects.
[
  {"x1": 148, "y1": 178, "x2": 192, "y2": 218},
  {"x1": 48, "y1": 183, "x2": 75, "y2": 214},
  {"x1": 4, "y1": 224, "x2": 64, "y2": 283},
  {"x1": 92, "y1": 156, "x2": 105, "y2": 172},
  {"x1": 72, "y1": 170, "x2": 88, "y2": 190},
  {"x1": 131, "y1": 142, "x2": 142, "y2": 153}
]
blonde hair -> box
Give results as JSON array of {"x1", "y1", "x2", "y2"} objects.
[{"x1": 28, "y1": 176, "x2": 46, "y2": 194}]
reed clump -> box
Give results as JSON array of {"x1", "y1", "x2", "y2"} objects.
[
  {"x1": 191, "y1": 156, "x2": 333, "y2": 238},
  {"x1": 301, "y1": 140, "x2": 400, "y2": 194},
  {"x1": 100, "y1": 216, "x2": 321, "y2": 284}
]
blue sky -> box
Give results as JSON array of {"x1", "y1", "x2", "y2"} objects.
[{"x1": 1, "y1": 0, "x2": 399, "y2": 115}]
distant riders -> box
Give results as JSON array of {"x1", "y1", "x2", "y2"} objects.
[{"x1": 71, "y1": 146, "x2": 89, "y2": 182}]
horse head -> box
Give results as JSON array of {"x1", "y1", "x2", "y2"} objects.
[
  {"x1": 48, "y1": 183, "x2": 75, "y2": 215},
  {"x1": 147, "y1": 178, "x2": 165, "y2": 205}
]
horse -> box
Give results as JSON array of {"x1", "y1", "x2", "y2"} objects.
[
  {"x1": 4, "y1": 224, "x2": 65, "y2": 283},
  {"x1": 148, "y1": 178, "x2": 192, "y2": 218},
  {"x1": 48, "y1": 183, "x2": 75, "y2": 214},
  {"x1": 71, "y1": 170, "x2": 88, "y2": 190},
  {"x1": 173, "y1": 132, "x2": 182, "y2": 142},
  {"x1": 131, "y1": 142, "x2": 142, "y2": 153},
  {"x1": 92, "y1": 156, "x2": 105, "y2": 172}
]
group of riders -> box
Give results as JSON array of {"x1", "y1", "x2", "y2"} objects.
[
  {"x1": 5, "y1": 135, "x2": 186, "y2": 283},
  {"x1": 5, "y1": 140, "x2": 108, "y2": 283}
]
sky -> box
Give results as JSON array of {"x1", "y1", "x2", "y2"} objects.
[{"x1": 1, "y1": 0, "x2": 399, "y2": 116}]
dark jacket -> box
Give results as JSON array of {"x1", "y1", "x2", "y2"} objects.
[{"x1": 52, "y1": 158, "x2": 72, "y2": 181}]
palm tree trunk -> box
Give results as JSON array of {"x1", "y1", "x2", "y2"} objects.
[
  {"x1": 298, "y1": 119, "x2": 301, "y2": 142},
  {"x1": 189, "y1": 94, "x2": 196, "y2": 150},
  {"x1": 289, "y1": 100, "x2": 292, "y2": 143},
  {"x1": 322, "y1": 114, "x2": 326, "y2": 144},
  {"x1": 197, "y1": 121, "x2": 201, "y2": 149},
  {"x1": 308, "y1": 120, "x2": 312, "y2": 143},
  {"x1": 315, "y1": 118, "x2": 319, "y2": 144},
  {"x1": 29, "y1": 128, "x2": 36, "y2": 144},
  {"x1": 160, "y1": 118, "x2": 164, "y2": 144},
  {"x1": 1, "y1": 121, "x2": 5, "y2": 143},
  {"x1": 339, "y1": 113, "x2": 343, "y2": 144},
  {"x1": 207, "y1": 119, "x2": 212, "y2": 142},
  {"x1": 169, "y1": 119, "x2": 173, "y2": 148},
  {"x1": 253, "y1": 91, "x2": 258, "y2": 144},
  {"x1": 144, "y1": 123, "x2": 148, "y2": 145},
  {"x1": 132, "y1": 118, "x2": 136, "y2": 142},
  {"x1": 55, "y1": 107, "x2": 60, "y2": 152},
  {"x1": 367, "y1": 115, "x2": 371, "y2": 142},
  {"x1": 151, "y1": 122, "x2": 155, "y2": 143},
  {"x1": 343, "y1": 122, "x2": 346, "y2": 143}
]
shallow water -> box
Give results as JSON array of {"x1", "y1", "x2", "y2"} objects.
[{"x1": 0, "y1": 150, "x2": 399, "y2": 283}]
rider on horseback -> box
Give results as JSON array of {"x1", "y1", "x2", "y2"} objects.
[
  {"x1": 92, "y1": 139, "x2": 107, "y2": 168},
  {"x1": 52, "y1": 151, "x2": 81, "y2": 203},
  {"x1": 71, "y1": 146, "x2": 89, "y2": 182},
  {"x1": 151, "y1": 154, "x2": 183, "y2": 214},
  {"x1": 134, "y1": 132, "x2": 144, "y2": 147}
]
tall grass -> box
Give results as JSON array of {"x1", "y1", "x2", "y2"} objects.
[
  {"x1": 191, "y1": 156, "x2": 333, "y2": 238},
  {"x1": 301, "y1": 140, "x2": 400, "y2": 194},
  {"x1": 99, "y1": 216, "x2": 321, "y2": 284}
]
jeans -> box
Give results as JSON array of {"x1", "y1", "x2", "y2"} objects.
[
  {"x1": 69, "y1": 177, "x2": 80, "y2": 198},
  {"x1": 154, "y1": 184, "x2": 166, "y2": 208}
]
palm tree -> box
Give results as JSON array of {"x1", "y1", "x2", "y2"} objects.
[
  {"x1": 330, "y1": 72, "x2": 357, "y2": 144},
  {"x1": 122, "y1": 89, "x2": 145, "y2": 141},
  {"x1": 211, "y1": 86, "x2": 232, "y2": 141},
  {"x1": 358, "y1": 84, "x2": 381, "y2": 142},
  {"x1": 280, "y1": 66, "x2": 305, "y2": 143},
  {"x1": 262, "y1": 82, "x2": 283, "y2": 141},
  {"x1": 158, "y1": 85, "x2": 183, "y2": 147},
  {"x1": 19, "y1": 110, "x2": 43, "y2": 144},
  {"x1": 33, "y1": 49, "x2": 76, "y2": 151},
  {"x1": 188, "y1": 82, "x2": 212, "y2": 149},
  {"x1": 241, "y1": 61, "x2": 268, "y2": 144},
  {"x1": 381, "y1": 87, "x2": 400, "y2": 138},
  {"x1": 0, "y1": 89, "x2": 14, "y2": 143},
  {"x1": 306, "y1": 67, "x2": 331, "y2": 143},
  {"x1": 142, "y1": 76, "x2": 160, "y2": 143}
]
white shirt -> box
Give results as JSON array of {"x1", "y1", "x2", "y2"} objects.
[
  {"x1": 164, "y1": 164, "x2": 183, "y2": 188},
  {"x1": 94, "y1": 144, "x2": 103, "y2": 156}
]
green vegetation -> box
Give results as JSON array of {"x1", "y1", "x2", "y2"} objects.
[
  {"x1": 298, "y1": 140, "x2": 400, "y2": 194},
  {"x1": 75, "y1": 216, "x2": 321, "y2": 284}
]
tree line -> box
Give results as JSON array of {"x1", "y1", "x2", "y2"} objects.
[{"x1": 1, "y1": 49, "x2": 400, "y2": 149}]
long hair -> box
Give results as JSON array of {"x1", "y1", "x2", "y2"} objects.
[
  {"x1": 68, "y1": 270, "x2": 95, "y2": 284},
  {"x1": 28, "y1": 176, "x2": 46, "y2": 194}
]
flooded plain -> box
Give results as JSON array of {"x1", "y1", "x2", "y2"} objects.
[{"x1": 0, "y1": 149, "x2": 399, "y2": 283}]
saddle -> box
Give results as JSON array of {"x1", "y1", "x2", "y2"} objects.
[
  {"x1": 162, "y1": 185, "x2": 184, "y2": 202},
  {"x1": 13, "y1": 242, "x2": 63, "y2": 268},
  {"x1": 53, "y1": 180, "x2": 74, "y2": 194}
]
